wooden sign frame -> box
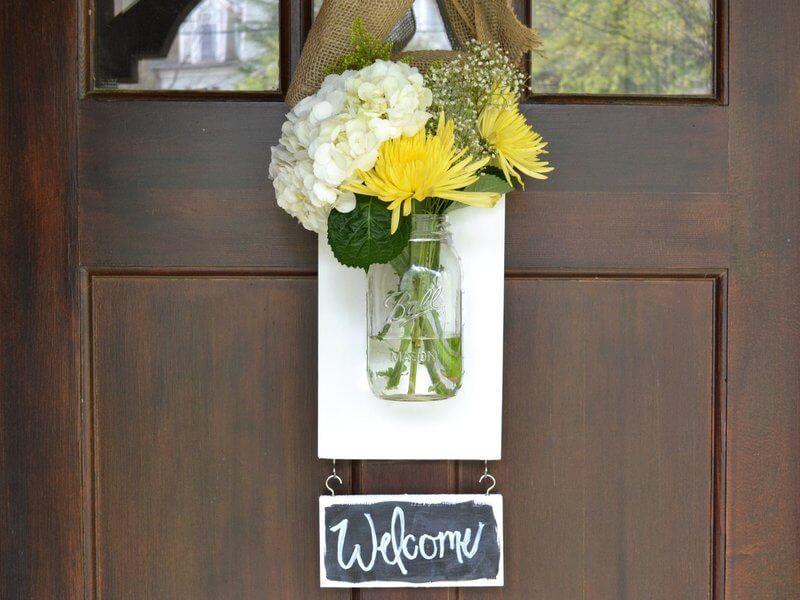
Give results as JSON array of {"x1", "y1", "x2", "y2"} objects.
[
  {"x1": 319, "y1": 494, "x2": 504, "y2": 588},
  {"x1": 318, "y1": 202, "x2": 506, "y2": 460}
]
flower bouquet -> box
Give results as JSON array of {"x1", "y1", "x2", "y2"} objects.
[{"x1": 270, "y1": 22, "x2": 552, "y2": 401}]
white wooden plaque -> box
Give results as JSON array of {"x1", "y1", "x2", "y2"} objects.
[{"x1": 318, "y1": 200, "x2": 505, "y2": 460}]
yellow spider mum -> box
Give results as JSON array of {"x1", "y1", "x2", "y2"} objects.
[
  {"x1": 343, "y1": 113, "x2": 502, "y2": 234},
  {"x1": 479, "y1": 93, "x2": 553, "y2": 187}
]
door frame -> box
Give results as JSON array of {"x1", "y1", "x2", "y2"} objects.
[{"x1": 1, "y1": 1, "x2": 798, "y2": 598}]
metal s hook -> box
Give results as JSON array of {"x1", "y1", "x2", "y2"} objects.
[
  {"x1": 325, "y1": 459, "x2": 343, "y2": 496},
  {"x1": 479, "y1": 460, "x2": 496, "y2": 495}
]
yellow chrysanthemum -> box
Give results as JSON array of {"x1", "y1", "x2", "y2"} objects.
[
  {"x1": 343, "y1": 113, "x2": 502, "y2": 233},
  {"x1": 479, "y1": 93, "x2": 553, "y2": 187}
]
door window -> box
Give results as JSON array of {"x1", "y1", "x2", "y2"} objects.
[
  {"x1": 530, "y1": 0, "x2": 716, "y2": 96},
  {"x1": 92, "y1": 0, "x2": 280, "y2": 91},
  {"x1": 89, "y1": 0, "x2": 720, "y2": 98}
]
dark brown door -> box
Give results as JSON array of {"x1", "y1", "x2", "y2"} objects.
[{"x1": 2, "y1": 1, "x2": 799, "y2": 599}]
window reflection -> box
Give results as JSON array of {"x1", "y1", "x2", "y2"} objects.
[
  {"x1": 312, "y1": 0, "x2": 713, "y2": 97},
  {"x1": 113, "y1": 0, "x2": 136, "y2": 14},
  {"x1": 530, "y1": 0, "x2": 714, "y2": 96},
  {"x1": 95, "y1": 0, "x2": 714, "y2": 96},
  {"x1": 94, "y1": 0, "x2": 280, "y2": 91},
  {"x1": 401, "y1": 0, "x2": 452, "y2": 51},
  {"x1": 313, "y1": 0, "x2": 451, "y2": 51}
]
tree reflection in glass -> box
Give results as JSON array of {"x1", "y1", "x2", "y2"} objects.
[{"x1": 530, "y1": 0, "x2": 715, "y2": 96}]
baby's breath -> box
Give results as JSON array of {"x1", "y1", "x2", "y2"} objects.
[{"x1": 425, "y1": 41, "x2": 526, "y2": 159}]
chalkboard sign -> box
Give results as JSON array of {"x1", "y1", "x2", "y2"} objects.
[{"x1": 319, "y1": 494, "x2": 504, "y2": 588}]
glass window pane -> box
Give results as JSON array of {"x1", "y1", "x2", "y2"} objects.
[
  {"x1": 312, "y1": 0, "x2": 450, "y2": 51},
  {"x1": 402, "y1": 0, "x2": 451, "y2": 51},
  {"x1": 530, "y1": 0, "x2": 715, "y2": 96},
  {"x1": 93, "y1": 0, "x2": 280, "y2": 91}
]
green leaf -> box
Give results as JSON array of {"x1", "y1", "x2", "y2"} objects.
[
  {"x1": 327, "y1": 195, "x2": 411, "y2": 270},
  {"x1": 482, "y1": 165, "x2": 510, "y2": 182},
  {"x1": 463, "y1": 172, "x2": 514, "y2": 195}
]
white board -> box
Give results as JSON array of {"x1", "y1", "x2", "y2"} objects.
[
  {"x1": 318, "y1": 200, "x2": 505, "y2": 460},
  {"x1": 319, "y1": 494, "x2": 504, "y2": 588}
]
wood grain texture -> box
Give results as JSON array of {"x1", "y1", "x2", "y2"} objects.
[
  {"x1": 53, "y1": 2, "x2": 797, "y2": 598},
  {"x1": 464, "y1": 278, "x2": 718, "y2": 599},
  {"x1": 78, "y1": 102, "x2": 725, "y2": 268},
  {"x1": 505, "y1": 192, "x2": 730, "y2": 271},
  {"x1": 89, "y1": 276, "x2": 347, "y2": 599},
  {"x1": 78, "y1": 102, "x2": 316, "y2": 269},
  {"x1": 726, "y1": 0, "x2": 800, "y2": 596},
  {"x1": 519, "y1": 104, "x2": 727, "y2": 194},
  {"x1": 0, "y1": 0, "x2": 83, "y2": 598}
]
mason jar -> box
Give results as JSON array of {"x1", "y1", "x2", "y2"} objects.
[{"x1": 367, "y1": 214, "x2": 463, "y2": 401}]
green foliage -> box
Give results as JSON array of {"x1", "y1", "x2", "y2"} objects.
[
  {"x1": 463, "y1": 173, "x2": 514, "y2": 195},
  {"x1": 327, "y1": 195, "x2": 411, "y2": 270},
  {"x1": 235, "y1": 0, "x2": 280, "y2": 91},
  {"x1": 236, "y1": 35, "x2": 280, "y2": 91},
  {"x1": 323, "y1": 19, "x2": 394, "y2": 77},
  {"x1": 482, "y1": 165, "x2": 517, "y2": 191},
  {"x1": 531, "y1": 0, "x2": 714, "y2": 95}
]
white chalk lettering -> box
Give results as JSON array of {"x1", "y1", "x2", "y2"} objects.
[
  {"x1": 329, "y1": 505, "x2": 485, "y2": 575},
  {"x1": 330, "y1": 517, "x2": 377, "y2": 572}
]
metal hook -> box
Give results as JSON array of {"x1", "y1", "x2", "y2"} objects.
[
  {"x1": 479, "y1": 460, "x2": 496, "y2": 495},
  {"x1": 325, "y1": 459, "x2": 343, "y2": 496}
]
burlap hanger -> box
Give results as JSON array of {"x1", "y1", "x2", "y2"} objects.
[{"x1": 286, "y1": 0, "x2": 541, "y2": 106}]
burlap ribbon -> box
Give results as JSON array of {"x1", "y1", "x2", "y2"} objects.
[{"x1": 286, "y1": 0, "x2": 541, "y2": 106}]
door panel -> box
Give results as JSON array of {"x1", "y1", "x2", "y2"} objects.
[
  {"x1": 505, "y1": 192, "x2": 730, "y2": 270},
  {"x1": 529, "y1": 105, "x2": 728, "y2": 194},
  {"x1": 78, "y1": 104, "x2": 314, "y2": 269},
  {"x1": 77, "y1": 103, "x2": 726, "y2": 268},
  {"x1": 467, "y1": 277, "x2": 719, "y2": 599},
  {"x1": 88, "y1": 276, "x2": 346, "y2": 598}
]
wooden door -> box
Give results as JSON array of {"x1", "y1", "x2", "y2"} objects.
[{"x1": 2, "y1": 1, "x2": 799, "y2": 598}]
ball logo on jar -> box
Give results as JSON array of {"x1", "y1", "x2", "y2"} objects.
[{"x1": 383, "y1": 286, "x2": 443, "y2": 327}]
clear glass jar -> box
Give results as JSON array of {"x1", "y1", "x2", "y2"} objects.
[{"x1": 367, "y1": 214, "x2": 463, "y2": 401}]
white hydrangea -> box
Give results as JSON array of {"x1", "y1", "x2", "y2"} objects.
[{"x1": 269, "y1": 60, "x2": 433, "y2": 233}]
